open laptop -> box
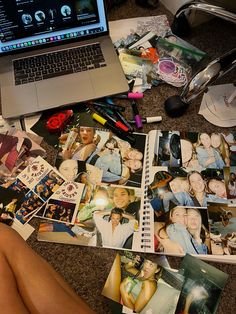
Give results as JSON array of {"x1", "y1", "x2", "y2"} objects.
[{"x1": 0, "y1": 0, "x2": 128, "y2": 118}]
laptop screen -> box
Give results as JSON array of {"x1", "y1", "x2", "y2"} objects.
[{"x1": 0, "y1": 0, "x2": 108, "y2": 55}]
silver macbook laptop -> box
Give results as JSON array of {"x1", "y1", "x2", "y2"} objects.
[{"x1": 0, "y1": 0, "x2": 128, "y2": 118}]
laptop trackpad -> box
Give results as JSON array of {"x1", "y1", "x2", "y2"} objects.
[{"x1": 36, "y1": 73, "x2": 94, "y2": 109}]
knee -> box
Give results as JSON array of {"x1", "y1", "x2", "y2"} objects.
[{"x1": 0, "y1": 224, "x2": 18, "y2": 251}]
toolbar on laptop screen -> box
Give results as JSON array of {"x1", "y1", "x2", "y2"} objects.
[{"x1": 0, "y1": 0, "x2": 108, "y2": 54}]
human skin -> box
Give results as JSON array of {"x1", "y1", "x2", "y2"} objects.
[
  {"x1": 59, "y1": 159, "x2": 78, "y2": 181},
  {"x1": 210, "y1": 133, "x2": 221, "y2": 148},
  {"x1": 169, "y1": 177, "x2": 189, "y2": 193},
  {"x1": 208, "y1": 179, "x2": 227, "y2": 198},
  {"x1": 111, "y1": 213, "x2": 122, "y2": 230},
  {"x1": 188, "y1": 172, "x2": 205, "y2": 194},
  {"x1": 170, "y1": 206, "x2": 187, "y2": 225},
  {"x1": 198, "y1": 133, "x2": 217, "y2": 167},
  {"x1": 186, "y1": 208, "x2": 202, "y2": 243},
  {"x1": 180, "y1": 139, "x2": 193, "y2": 164},
  {"x1": 120, "y1": 259, "x2": 159, "y2": 312},
  {"x1": 79, "y1": 127, "x2": 95, "y2": 144},
  {"x1": 0, "y1": 223, "x2": 95, "y2": 314},
  {"x1": 199, "y1": 133, "x2": 211, "y2": 149},
  {"x1": 113, "y1": 188, "x2": 130, "y2": 210},
  {"x1": 124, "y1": 159, "x2": 142, "y2": 172},
  {"x1": 126, "y1": 149, "x2": 143, "y2": 160}
]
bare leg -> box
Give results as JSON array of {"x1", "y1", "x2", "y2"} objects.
[{"x1": 0, "y1": 224, "x2": 95, "y2": 314}]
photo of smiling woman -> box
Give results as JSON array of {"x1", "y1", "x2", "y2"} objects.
[{"x1": 155, "y1": 205, "x2": 210, "y2": 255}]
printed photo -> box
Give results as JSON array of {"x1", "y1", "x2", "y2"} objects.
[
  {"x1": 0, "y1": 186, "x2": 24, "y2": 226},
  {"x1": 38, "y1": 185, "x2": 141, "y2": 251},
  {"x1": 152, "y1": 130, "x2": 181, "y2": 167},
  {"x1": 224, "y1": 166, "x2": 236, "y2": 202},
  {"x1": 180, "y1": 131, "x2": 234, "y2": 170},
  {"x1": 149, "y1": 168, "x2": 227, "y2": 214},
  {"x1": 8, "y1": 178, "x2": 30, "y2": 194},
  {"x1": 102, "y1": 252, "x2": 184, "y2": 314},
  {"x1": 36, "y1": 181, "x2": 84, "y2": 225},
  {"x1": 42, "y1": 199, "x2": 76, "y2": 223},
  {"x1": 0, "y1": 130, "x2": 46, "y2": 186},
  {"x1": 15, "y1": 190, "x2": 43, "y2": 225},
  {"x1": 77, "y1": 185, "x2": 141, "y2": 250},
  {"x1": 57, "y1": 126, "x2": 146, "y2": 187},
  {"x1": 34, "y1": 170, "x2": 65, "y2": 202},
  {"x1": 208, "y1": 203, "x2": 236, "y2": 255},
  {"x1": 175, "y1": 254, "x2": 228, "y2": 314},
  {"x1": 37, "y1": 220, "x2": 96, "y2": 247},
  {"x1": 154, "y1": 205, "x2": 211, "y2": 255}
]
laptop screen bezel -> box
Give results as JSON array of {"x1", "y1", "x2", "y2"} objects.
[{"x1": 0, "y1": 0, "x2": 110, "y2": 57}]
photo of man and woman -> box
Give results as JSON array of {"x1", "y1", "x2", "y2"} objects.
[
  {"x1": 57, "y1": 126, "x2": 146, "y2": 187},
  {"x1": 37, "y1": 185, "x2": 142, "y2": 251}
]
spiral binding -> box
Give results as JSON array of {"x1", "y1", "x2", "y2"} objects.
[{"x1": 140, "y1": 135, "x2": 153, "y2": 251}]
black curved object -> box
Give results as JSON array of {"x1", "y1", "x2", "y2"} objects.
[
  {"x1": 164, "y1": 95, "x2": 189, "y2": 118},
  {"x1": 166, "y1": 1, "x2": 236, "y2": 117},
  {"x1": 171, "y1": 12, "x2": 190, "y2": 37}
]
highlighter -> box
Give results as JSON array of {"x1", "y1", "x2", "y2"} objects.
[
  {"x1": 131, "y1": 101, "x2": 143, "y2": 129},
  {"x1": 92, "y1": 113, "x2": 136, "y2": 144}
]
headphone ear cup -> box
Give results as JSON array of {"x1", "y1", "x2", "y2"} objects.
[{"x1": 164, "y1": 95, "x2": 189, "y2": 118}]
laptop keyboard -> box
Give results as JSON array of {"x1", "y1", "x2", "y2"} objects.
[{"x1": 13, "y1": 43, "x2": 107, "y2": 85}]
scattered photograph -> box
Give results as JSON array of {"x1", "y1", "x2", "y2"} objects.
[
  {"x1": 176, "y1": 254, "x2": 228, "y2": 314},
  {"x1": 57, "y1": 126, "x2": 146, "y2": 187},
  {"x1": 208, "y1": 202, "x2": 236, "y2": 255},
  {"x1": 102, "y1": 252, "x2": 184, "y2": 314}
]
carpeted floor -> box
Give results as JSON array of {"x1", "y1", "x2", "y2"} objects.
[{"x1": 26, "y1": 1, "x2": 236, "y2": 313}]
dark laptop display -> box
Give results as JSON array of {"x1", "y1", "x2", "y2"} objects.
[{"x1": 0, "y1": 0, "x2": 108, "y2": 55}]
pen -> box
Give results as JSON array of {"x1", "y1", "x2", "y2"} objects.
[
  {"x1": 101, "y1": 105, "x2": 134, "y2": 131},
  {"x1": 128, "y1": 116, "x2": 162, "y2": 124},
  {"x1": 131, "y1": 101, "x2": 143, "y2": 129},
  {"x1": 114, "y1": 111, "x2": 134, "y2": 132},
  {"x1": 91, "y1": 101, "x2": 125, "y2": 112},
  {"x1": 93, "y1": 104, "x2": 129, "y2": 132},
  {"x1": 92, "y1": 113, "x2": 136, "y2": 144}
]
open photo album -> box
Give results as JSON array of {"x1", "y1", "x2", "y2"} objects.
[{"x1": 19, "y1": 126, "x2": 235, "y2": 263}]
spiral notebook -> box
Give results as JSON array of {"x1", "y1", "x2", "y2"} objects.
[{"x1": 36, "y1": 127, "x2": 236, "y2": 264}]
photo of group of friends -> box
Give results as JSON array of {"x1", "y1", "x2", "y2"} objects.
[
  {"x1": 148, "y1": 130, "x2": 236, "y2": 257},
  {"x1": 37, "y1": 184, "x2": 142, "y2": 251},
  {"x1": 3, "y1": 157, "x2": 66, "y2": 226},
  {"x1": 56, "y1": 126, "x2": 146, "y2": 188},
  {"x1": 152, "y1": 130, "x2": 236, "y2": 169},
  {"x1": 102, "y1": 252, "x2": 228, "y2": 314},
  {"x1": 0, "y1": 186, "x2": 24, "y2": 226}
]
